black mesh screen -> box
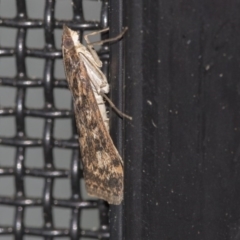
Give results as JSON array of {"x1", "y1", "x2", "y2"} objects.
[{"x1": 0, "y1": 0, "x2": 112, "y2": 239}]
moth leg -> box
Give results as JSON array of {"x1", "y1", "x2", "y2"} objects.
[
  {"x1": 84, "y1": 27, "x2": 110, "y2": 44},
  {"x1": 84, "y1": 27, "x2": 131, "y2": 122},
  {"x1": 84, "y1": 27, "x2": 128, "y2": 66},
  {"x1": 85, "y1": 27, "x2": 128, "y2": 47},
  {"x1": 101, "y1": 93, "x2": 132, "y2": 121}
]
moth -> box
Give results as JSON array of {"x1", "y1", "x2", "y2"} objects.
[{"x1": 62, "y1": 25, "x2": 130, "y2": 205}]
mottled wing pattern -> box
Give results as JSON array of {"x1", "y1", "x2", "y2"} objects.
[{"x1": 62, "y1": 26, "x2": 123, "y2": 205}]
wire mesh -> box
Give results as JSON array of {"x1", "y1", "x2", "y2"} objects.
[{"x1": 0, "y1": 0, "x2": 111, "y2": 239}]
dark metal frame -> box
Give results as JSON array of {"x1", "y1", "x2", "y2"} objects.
[
  {"x1": 122, "y1": 0, "x2": 240, "y2": 239},
  {"x1": 0, "y1": 0, "x2": 122, "y2": 239}
]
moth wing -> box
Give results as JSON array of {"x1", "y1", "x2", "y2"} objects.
[
  {"x1": 66, "y1": 56, "x2": 123, "y2": 205},
  {"x1": 77, "y1": 71, "x2": 123, "y2": 204}
]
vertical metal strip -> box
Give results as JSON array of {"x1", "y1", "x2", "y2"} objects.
[{"x1": 109, "y1": 0, "x2": 124, "y2": 239}]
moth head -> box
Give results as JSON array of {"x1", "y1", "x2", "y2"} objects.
[{"x1": 62, "y1": 25, "x2": 80, "y2": 49}]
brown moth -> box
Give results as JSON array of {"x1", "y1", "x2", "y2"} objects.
[{"x1": 62, "y1": 25, "x2": 126, "y2": 205}]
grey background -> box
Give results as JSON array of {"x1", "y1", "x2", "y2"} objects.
[{"x1": 0, "y1": 0, "x2": 103, "y2": 239}]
